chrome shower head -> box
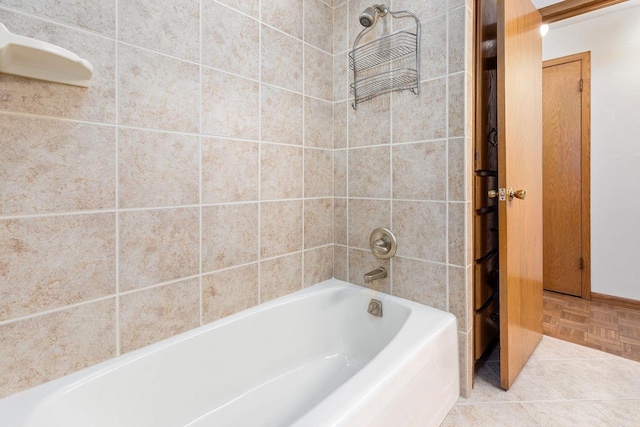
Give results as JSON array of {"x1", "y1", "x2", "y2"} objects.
[
  {"x1": 359, "y1": 7, "x2": 378, "y2": 27},
  {"x1": 359, "y1": 4, "x2": 388, "y2": 28}
]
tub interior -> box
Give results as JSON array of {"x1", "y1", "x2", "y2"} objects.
[{"x1": 28, "y1": 286, "x2": 411, "y2": 427}]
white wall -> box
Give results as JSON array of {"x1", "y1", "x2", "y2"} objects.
[{"x1": 543, "y1": 3, "x2": 640, "y2": 301}]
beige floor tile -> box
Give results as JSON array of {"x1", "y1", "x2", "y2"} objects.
[
  {"x1": 592, "y1": 400, "x2": 640, "y2": 427},
  {"x1": 522, "y1": 401, "x2": 617, "y2": 427},
  {"x1": 440, "y1": 407, "x2": 469, "y2": 427},
  {"x1": 456, "y1": 403, "x2": 539, "y2": 427},
  {"x1": 531, "y1": 335, "x2": 615, "y2": 361},
  {"x1": 510, "y1": 357, "x2": 640, "y2": 401}
]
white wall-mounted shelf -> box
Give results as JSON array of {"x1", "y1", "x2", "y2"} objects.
[{"x1": 0, "y1": 23, "x2": 93, "y2": 87}]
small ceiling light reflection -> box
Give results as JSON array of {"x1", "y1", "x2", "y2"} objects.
[{"x1": 540, "y1": 24, "x2": 550, "y2": 37}]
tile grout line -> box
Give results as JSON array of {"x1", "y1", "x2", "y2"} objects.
[
  {"x1": 114, "y1": 0, "x2": 120, "y2": 357},
  {"x1": 0, "y1": 109, "x2": 465, "y2": 149},
  {"x1": 344, "y1": 0, "x2": 350, "y2": 283},
  {"x1": 198, "y1": 0, "x2": 204, "y2": 327},
  {"x1": 0, "y1": 241, "x2": 334, "y2": 330},
  {"x1": 0, "y1": 198, "x2": 335, "y2": 221},
  {"x1": 257, "y1": 0, "x2": 262, "y2": 305},
  {"x1": 0, "y1": 3, "x2": 336, "y2": 58},
  {"x1": 445, "y1": 8, "x2": 451, "y2": 316},
  {"x1": 302, "y1": 0, "x2": 306, "y2": 291}
]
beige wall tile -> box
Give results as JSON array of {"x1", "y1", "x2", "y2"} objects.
[
  {"x1": 0, "y1": 299, "x2": 116, "y2": 398},
  {"x1": 202, "y1": 1, "x2": 259, "y2": 79},
  {"x1": 0, "y1": 214, "x2": 115, "y2": 321},
  {"x1": 202, "y1": 203, "x2": 259, "y2": 273},
  {"x1": 392, "y1": 0, "x2": 447, "y2": 22},
  {"x1": 119, "y1": 0, "x2": 199, "y2": 61},
  {"x1": 448, "y1": 138, "x2": 467, "y2": 201},
  {"x1": 304, "y1": 198, "x2": 333, "y2": 249},
  {"x1": 261, "y1": 85, "x2": 303, "y2": 145},
  {"x1": 393, "y1": 201, "x2": 446, "y2": 262},
  {"x1": 119, "y1": 278, "x2": 199, "y2": 353},
  {"x1": 333, "y1": 52, "x2": 349, "y2": 102},
  {"x1": 261, "y1": 143, "x2": 303, "y2": 200},
  {"x1": 261, "y1": 201, "x2": 303, "y2": 258},
  {"x1": 393, "y1": 140, "x2": 446, "y2": 201},
  {"x1": 448, "y1": 6, "x2": 466, "y2": 75},
  {"x1": 420, "y1": 14, "x2": 447, "y2": 80},
  {"x1": 304, "y1": 97, "x2": 333, "y2": 149},
  {"x1": 349, "y1": 94, "x2": 390, "y2": 147},
  {"x1": 119, "y1": 128, "x2": 199, "y2": 209},
  {"x1": 202, "y1": 138, "x2": 259, "y2": 203},
  {"x1": 348, "y1": 199, "x2": 390, "y2": 250},
  {"x1": 202, "y1": 68, "x2": 260, "y2": 139},
  {"x1": 0, "y1": 115, "x2": 115, "y2": 215},
  {"x1": 449, "y1": 266, "x2": 472, "y2": 332},
  {"x1": 465, "y1": 7, "x2": 474, "y2": 73},
  {"x1": 0, "y1": 0, "x2": 115, "y2": 35},
  {"x1": 119, "y1": 208, "x2": 199, "y2": 291},
  {"x1": 348, "y1": 146, "x2": 390, "y2": 198},
  {"x1": 261, "y1": 253, "x2": 303, "y2": 302},
  {"x1": 348, "y1": 248, "x2": 390, "y2": 293},
  {"x1": 305, "y1": 46, "x2": 333, "y2": 101},
  {"x1": 334, "y1": 245, "x2": 347, "y2": 281},
  {"x1": 261, "y1": 25, "x2": 303, "y2": 92},
  {"x1": 261, "y1": 0, "x2": 303, "y2": 39},
  {"x1": 0, "y1": 10, "x2": 116, "y2": 123},
  {"x1": 334, "y1": 150, "x2": 347, "y2": 197},
  {"x1": 304, "y1": 149, "x2": 333, "y2": 198},
  {"x1": 466, "y1": 73, "x2": 474, "y2": 138},
  {"x1": 304, "y1": 0, "x2": 333, "y2": 53},
  {"x1": 119, "y1": 45, "x2": 199, "y2": 133},
  {"x1": 334, "y1": 198, "x2": 347, "y2": 246},
  {"x1": 448, "y1": 202, "x2": 468, "y2": 267},
  {"x1": 448, "y1": 73, "x2": 465, "y2": 137},
  {"x1": 304, "y1": 246, "x2": 333, "y2": 287},
  {"x1": 392, "y1": 78, "x2": 446, "y2": 143},
  {"x1": 458, "y1": 329, "x2": 474, "y2": 398},
  {"x1": 216, "y1": 0, "x2": 258, "y2": 17},
  {"x1": 202, "y1": 264, "x2": 259, "y2": 323},
  {"x1": 333, "y1": 101, "x2": 348, "y2": 149},
  {"x1": 393, "y1": 257, "x2": 447, "y2": 311},
  {"x1": 333, "y1": 3, "x2": 348, "y2": 54}
]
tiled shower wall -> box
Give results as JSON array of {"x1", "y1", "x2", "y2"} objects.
[
  {"x1": 332, "y1": 0, "x2": 474, "y2": 395},
  {"x1": 0, "y1": 0, "x2": 335, "y2": 398}
]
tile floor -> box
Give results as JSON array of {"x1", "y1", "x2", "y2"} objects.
[
  {"x1": 542, "y1": 291, "x2": 640, "y2": 362},
  {"x1": 442, "y1": 336, "x2": 640, "y2": 426}
]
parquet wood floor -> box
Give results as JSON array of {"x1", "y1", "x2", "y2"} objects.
[{"x1": 543, "y1": 290, "x2": 640, "y2": 363}]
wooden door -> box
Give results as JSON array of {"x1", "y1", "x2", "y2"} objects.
[
  {"x1": 497, "y1": 0, "x2": 544, "y2": 390},
  {"x1": 542, "y1": 52, "x2": 591, "y2": 298}
]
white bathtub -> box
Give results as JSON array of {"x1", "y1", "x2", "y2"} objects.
[{"x1": 0, "y1": 279, "x2": 459, "y2": 427}]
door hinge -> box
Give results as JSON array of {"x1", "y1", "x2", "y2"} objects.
[
  {"x1": 580, "y1": 257, "x2": 584, "y2": 270},
  {"x1": 580, "y1": 79, "x2": 584, "y2": 92}
]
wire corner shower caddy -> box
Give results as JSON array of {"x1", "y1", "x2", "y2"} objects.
[{"x1": 349, "y1": 4, "x2": 421, "y2": 110}]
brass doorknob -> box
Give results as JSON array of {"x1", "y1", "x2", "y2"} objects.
[
  {"x1": 508, "y1": 188, "x2": 526, "y2": 200},
  {"x1": 488, "y1": 190, "x2": 498, "y2": 199}
]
